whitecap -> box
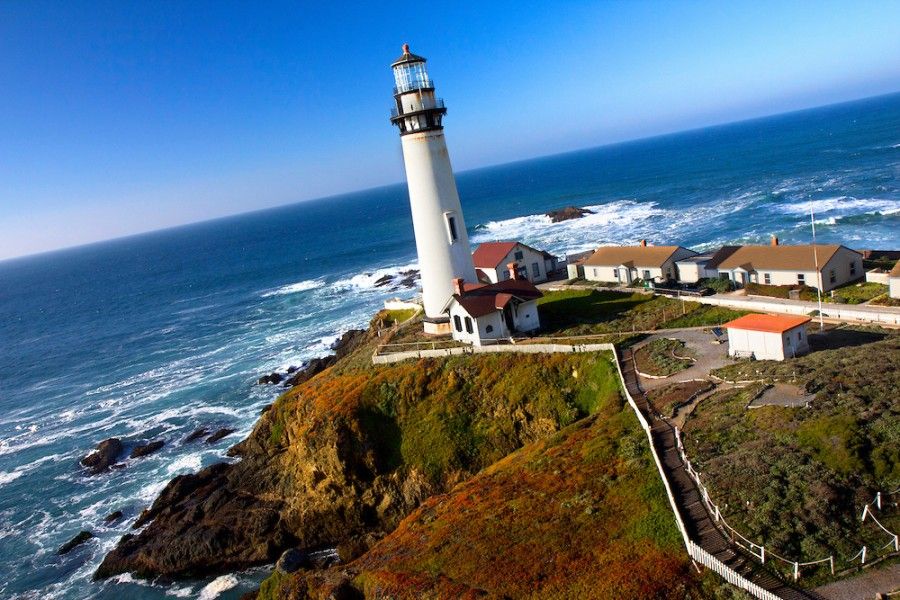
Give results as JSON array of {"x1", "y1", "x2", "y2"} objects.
[
  {"x1": 329, "y1": 262, "x2": 419, "y2": 292},
  {"x1": 260, "y1": 279, "x2": 325, "y2": 297},
  {"x1": 198, "y1": 574, "x2": 240, "y2": 600},
  {"x1": 778, "y1": 196, "x2": 899, "y2": 217}
]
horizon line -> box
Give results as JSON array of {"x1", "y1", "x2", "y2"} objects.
[{"x1": 3, "y1": 88, "x2": 898, "y2": 265}]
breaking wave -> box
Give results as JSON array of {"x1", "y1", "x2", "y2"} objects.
[{"x1": 260, "y1": 279, "x2": 325, "y2": 297}]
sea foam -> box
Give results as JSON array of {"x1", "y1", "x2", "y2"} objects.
[
  {"x1": 198, "y1": 574, "x2": 240, "y2": 600},
  {"x1": 260, "y1": 279, "x2": 325, "y2": 297}
]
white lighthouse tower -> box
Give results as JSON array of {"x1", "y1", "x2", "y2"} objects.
[{"x1": 390, "y1": 44, "x2": 477, "y2": 334}]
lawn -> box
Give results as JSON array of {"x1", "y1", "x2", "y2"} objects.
[
  {"x1": 536, "y1": 289, "x2": 747, "y2": 336},
  {"x1": 633, "y1": 338, "x2": 695, "y2": 376},
  {"x1": 827, "y1": 281, "x2": 887, "y2": 304}
]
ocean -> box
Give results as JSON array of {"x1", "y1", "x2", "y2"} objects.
[{"x1": 0, "y1": 92, "x2": 898, "y2": 600}]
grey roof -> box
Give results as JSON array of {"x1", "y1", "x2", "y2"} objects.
[{"x1": 392, "y1": 45, "x2": 426, "y2": 67}]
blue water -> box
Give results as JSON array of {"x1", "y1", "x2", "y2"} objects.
[{"x1": 0, "y1": 93, "x2": 898, "y2": 599}]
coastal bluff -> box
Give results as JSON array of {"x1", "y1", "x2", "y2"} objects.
[{"x1": 94, "y1": 327, "x2": 630, "y2": 582}]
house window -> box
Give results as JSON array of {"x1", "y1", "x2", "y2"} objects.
[
  {"x1": 453, "y1": 315, "x2": 462, "y2": 332},
  {"x1": 514, "y1": 250, "x2": 523, "y2": 260},
  {"x1": 532, "y1": 262, "x2": 540, "y2": 277},
  {"x1": 850, "y1": 262, "x2": 857, "y2": 276},
  {"x1": 613, "y1": 268, "x2": 619, "y2": 279},
  {"x1": 485, "y1": 325, "x2": 494, "y2": 333},
  {"x1": 798, "y1": 331, "x2": 803, "y2": 341},
  {"x1": 445, "y1": 213, "x2": 458, "y2": 242},
  {"x1": 642, "y1": 269, "x2": 651, "y2": 280},
  {"x1": 592, "y1": 268, "x2": 599, "y2": 277},
  {"x1": 797, "y1": 274, "x2": 805, "y2": 285},
  {"x1": 464, "y1": 316, "x2": 473, "y2": 334},
  {"x1": 764, "y1": 273, "x2": 771, "y2": 284},
  {"x1": 829, "y1": 269, "x2": 836, "y2": 284}
]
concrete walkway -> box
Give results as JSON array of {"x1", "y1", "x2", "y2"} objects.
[
  {"x1": 814, "y1": 562, "x2": 900, "y2": 599},
  {"x1": 696, "y1": 294, "x2": 900, "y2": 326},
  {"x1": 633, "y1": 329, "x2": 731, "y2": 391}
]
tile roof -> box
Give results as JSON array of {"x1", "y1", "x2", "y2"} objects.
[
  {"x1": 451, "y1": 279, "x2": 543, "y2": 318},
  {"x1": 583, "y1": 245, "x2": 690, "y2": 269},
  {"x1": 472, "y1": 241, "x2": 518, "y2": 269},
  {"x1": 723, "y1": 313, "x2": 811, "y2": 333},
  {"x1": 712, "y1": 245, "x2": 857, "y2": 272}
]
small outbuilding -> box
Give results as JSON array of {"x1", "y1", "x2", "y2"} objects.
[
  {"x1": 444, "y1": 276, "x2": 542, "y2": 346},
  {"x1": 722, "y1": 313, "x2": 811, "y2": 361}
]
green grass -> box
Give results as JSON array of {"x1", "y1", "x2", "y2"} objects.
[
  {"x1": 536, "y1": 288, "x2": 746, "y2": 336},
  {"x1": 827, "y1": 281, "x2": 887, "y2": 304}
]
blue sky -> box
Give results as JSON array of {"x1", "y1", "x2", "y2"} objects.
[{"x1": 1, "y1": 1, "x2": 899, "y2": 260}]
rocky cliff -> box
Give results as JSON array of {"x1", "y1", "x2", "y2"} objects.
[{"x1": 96, "y1": 332, "x2": 622, "y2": 580}]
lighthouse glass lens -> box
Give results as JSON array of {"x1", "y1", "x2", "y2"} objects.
[{"x1": 393, "y1": 62, "x2": 430, "y2": 93}]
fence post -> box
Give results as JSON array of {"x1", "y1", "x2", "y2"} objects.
[
  {"x1": 861, "y1": 546, "x2": 867, "y2": 564},
  {"x1": 876, "y1": 491, "x2": 881, "y2": 510},
  {"x1": 793, "y1": 562, "x2": 799, "y2": 581},
  {"x1": 894, "y1": 534, "x2": 899, "y2": 552},
  {"x1": 829, "y1": 556, "x2": 834, "y2": 575},
  {"x1": 760, "y1": 545, "x2": 765, "y2": 564},
  {"x1": 862, "y1": 504, "x2": 869, "y2": 522},
  {"x1": 715, "y1": 504, "x2": 721, "y2": 523}
]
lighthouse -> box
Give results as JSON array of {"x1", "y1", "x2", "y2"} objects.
[{"x1": 390, "y1": 44, "x2": 477, "y2": 334}]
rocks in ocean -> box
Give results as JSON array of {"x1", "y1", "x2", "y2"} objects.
[
  {"x1": 260, "y1": 404, "x2": 273, "y2": 415},
  {"x1": 206, "y1": 428, "x2": 235, "y2": 444},
  {"x1": 282, "y1": 329, "x2": 367, "y2": 389},
  {"x1": 546, "y1": 206, "x2": 595, "y2": 223},
  {"x1": 275, "y1": 548, "x2": 311, "y2": 574},
  {"x1": 396, "y1": 269, "x2": 419, "y2": 288},
  {"x1": 81, "y1": 438, "x2": 124, "y2": 475},
  {"x1": 183, "y1": 427, "x2": 209, "y2": 443},
  {"x1": 373, "y1": 274, "x2": 394, "y2": 288},
  {"x1": 257, "y1": 372, "x2": 283, "y2": 385},
  {"x1": 286, "y1": 365, "x2": 299, "y2": 374},
  {"x1": 58, "y1": 530, "x2": 94, "y2": 555},
  {"x1": 104, "y1": 510, "x2": 124, "y2": 525},
  {"x1": 130, "y1": 440, "x2": 164, "y2": 459}
]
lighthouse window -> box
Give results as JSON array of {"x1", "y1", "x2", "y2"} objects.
[
  {"x1": 464, "y1": 317, "x2": 473, "y2": 334},
  {"x1": 445, "y1": 214, "x2": 459, "y2": 242}
]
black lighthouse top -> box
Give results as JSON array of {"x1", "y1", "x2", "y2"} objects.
[
  {"x1": 391, "y1": 43, "x2": 427, "y2": 68},
  {"x1": 390, "y1": 44, "x2": 447, "y2": 136}
]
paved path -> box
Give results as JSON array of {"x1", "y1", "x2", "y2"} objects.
[
  {"x1": 619, "y1": 347, "x2": 824, "y2": 600},
  {"x1": 633, "y1": 329, "x2": 730, "y2": 391},
  {"x1": 814, "y1": 562, "x2": 900, "y2": 599}
]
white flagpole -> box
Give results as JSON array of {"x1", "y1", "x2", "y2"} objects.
[{"x1": 810, "y1": 208, "x2": 824, "y2": 331}]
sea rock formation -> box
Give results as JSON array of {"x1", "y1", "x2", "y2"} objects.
[
  {"x1": 183, "y1": 428, "x2": 209, "y2": 443},
  {"x1": 206, "y1": 428, "x2": 235, "y2": 444},
  {"x1": 58, "y1": 531, "x2": 94, "y2": 555},
  {"x1": 545, "y1": 206, "x2": 594, "y2": 223},
  {"x1": 104, "y1": 511, "x2": 124, "y2": 525},
  {"x1": 130, "y1": 440, "x2": 164, "y2": 458},
  {"x1": 81, "y1": 438, "x2": 124, "y2": 475}
]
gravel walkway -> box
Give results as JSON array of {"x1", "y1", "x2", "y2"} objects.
[{"x1": 814, "y1": 562, "x2": 900, "y2": 599}]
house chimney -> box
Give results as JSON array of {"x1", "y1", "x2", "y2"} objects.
[
  {"x1": 507, "y1": 262, "x2": 518, "y2": 280},
  {"x1": 452, "y1": 277, "x2": 465, "y2": 296},
  {"x1": 640, "y1": 239, "x2": 647, "y2": 247},
  {"x1": 771, "y1": 235, "x2": 779, "y2": 247}
]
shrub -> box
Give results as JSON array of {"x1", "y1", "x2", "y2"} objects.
[{"x1": 700, "y1": 277, "x2": 735, "y2": 293}]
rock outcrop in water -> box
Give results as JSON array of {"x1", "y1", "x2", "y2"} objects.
[
  {"x1": 130, "y1": 440, "x2": 164, "y2": 458},
  {"x1": 545, "y1": 206, "x2": 594, "y2": 223},
  {"x1": 58, "y1": 531, "x2": 94, "y2": 555},
  {"x1": 81, "y1": 438, "x2": 124, "y2": 475}
]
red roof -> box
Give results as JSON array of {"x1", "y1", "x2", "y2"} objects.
[
  {"x1": 472, "y1": 241, "x2": 518, "y2": 269},
  {"x1": 451, "y1": 279, "x2": 543, "y2": 318},
  {"x1": 723, "y1": 313, "x2": 811, "y2": 334}
]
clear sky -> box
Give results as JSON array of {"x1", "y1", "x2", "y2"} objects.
[{"x1": 2, "y1": 1, "x2": 899, "y2": 260}]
